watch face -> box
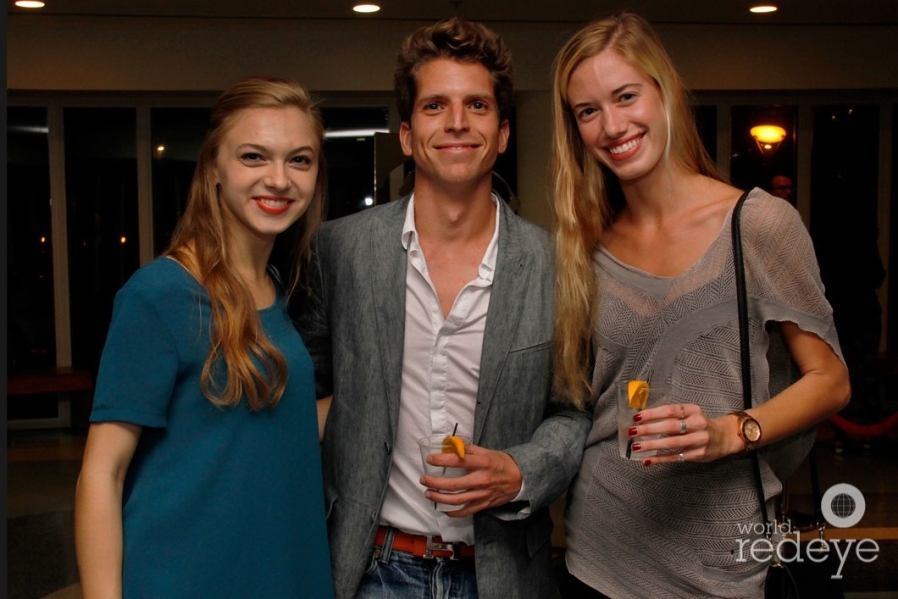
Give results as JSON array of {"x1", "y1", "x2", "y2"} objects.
[{"x1": 743, "y1": 420, "x2": 762, "y2": 442}]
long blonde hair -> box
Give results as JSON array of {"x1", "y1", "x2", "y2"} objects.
[
  {"x1": 550, "y1": 13, "x2": 722, "y2": 407},
  {"x1": 165, "y1": 76, "x2": 327, "y2": 410}
]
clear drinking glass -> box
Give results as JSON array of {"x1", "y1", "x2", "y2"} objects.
[
  {"x1": 617, "y1": 382, "x2": 670, "y2": 460},
  {"x1": 416, "y1": 434, "x2": 471, "y2": 511}
]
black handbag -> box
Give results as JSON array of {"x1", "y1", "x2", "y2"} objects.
[{"x1": 730, "y1": 191, "x2": 846, "y2": 599}]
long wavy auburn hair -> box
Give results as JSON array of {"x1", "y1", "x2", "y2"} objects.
[
  {"x1": 165, "y1": 76, "x2": 327, "y2": 411},
  {"x1": 550, "y1": 13, "x2": 723, "y2": 407}
]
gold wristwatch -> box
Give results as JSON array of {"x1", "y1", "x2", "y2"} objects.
[{"x1": 731, "y1": 411, "x2": 762, "y2": 452}]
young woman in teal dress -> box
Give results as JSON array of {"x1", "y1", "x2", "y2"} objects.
[{"x1": 75, "y1": 76, "x2": 334, "y2": 598}]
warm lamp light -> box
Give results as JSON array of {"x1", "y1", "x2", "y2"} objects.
[
  {"x1": 353, "y1": 4, "x2": 381, "y2": 13},
  {"x1": 750, "y1": 125, "x2": 787, "y2": 157}
]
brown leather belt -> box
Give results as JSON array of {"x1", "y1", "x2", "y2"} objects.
[{"x1": 374, "y1": 526, "x2": 475, "y2": 560}]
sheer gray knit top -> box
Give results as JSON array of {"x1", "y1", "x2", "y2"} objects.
[{"x1": 564, "y1": 189, "x2": 845, "y2": 599}]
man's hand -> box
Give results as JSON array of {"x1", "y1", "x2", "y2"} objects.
[{"x1": 419, "y1": 444, "x2": 523, "y2": 517}]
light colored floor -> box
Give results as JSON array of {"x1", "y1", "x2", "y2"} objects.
[{"x1": 7, "y1": 424, "x2": 898, "y2": 598}]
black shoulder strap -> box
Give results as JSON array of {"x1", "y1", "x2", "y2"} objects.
[
  {"x1": 731, "y1": 189, "x2": 772, "y2": 527},
  {"x1": 732, "y1": 189, "x2": 752, "y2": 413},
  {"x1": 733, "y1": 188, "x2": 826, "y2": 538}
]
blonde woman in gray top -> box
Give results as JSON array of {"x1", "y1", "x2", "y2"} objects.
[{"x1": 550, "y1": 12, "x2": 850, "y2": 599}]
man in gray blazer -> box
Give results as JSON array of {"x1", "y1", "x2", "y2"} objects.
[{"x1": 296, "y1": 17, "x2": 590, "y2": 599}]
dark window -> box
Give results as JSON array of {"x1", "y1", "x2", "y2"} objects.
[
  {"x1": 64, "y1": 107, "x2": 139, "y2": 376},
  {"x1": 693, "y1": 104, "x2": 717, "y2": 163},
  {"x1": 810, "y1": 104, "x2": 882, "y2": 422},
  {"x1": 7, "y1": 106, "x2": 56, "y2": 373},
  {"x1": 151, "y1": 107, "x2": 211, "y2": 255},
  {"x1": 321, "y1": 106, "x2": 390, "y2": 220}
]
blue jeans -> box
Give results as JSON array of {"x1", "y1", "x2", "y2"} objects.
[{"x1": 355, "y1": 533, "x2": 478, "y2": 599}]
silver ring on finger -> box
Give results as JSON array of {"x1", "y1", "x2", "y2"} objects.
[
  {"x1": 679, "y1": 419, "x2": 688, "y2": 435},
  {"x1": 678, "y1": 452, "x2": 685, "y2": 463}
]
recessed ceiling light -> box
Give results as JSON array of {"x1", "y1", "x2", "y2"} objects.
[
  {"x1": 750, "y1": 5, "x2": 778, "y2": 13},
  {"x1": 15, "y1": 1, "x2": 46, "y2": 8},
  {"x1": 353, "y1": 4, "x2": 381, "y2": 13}
]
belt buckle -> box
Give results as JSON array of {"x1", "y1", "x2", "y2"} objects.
[{"x1": 423, "y1": 535, "x2": 457, "y2": 560}]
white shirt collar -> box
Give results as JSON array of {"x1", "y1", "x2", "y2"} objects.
[{"x1": 401, "y1": 193, "x2": 501, "y2": 281}]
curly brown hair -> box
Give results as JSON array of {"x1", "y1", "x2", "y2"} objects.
[{"x1": 394, "y1": 17, "x2": 514, "y2": 123}]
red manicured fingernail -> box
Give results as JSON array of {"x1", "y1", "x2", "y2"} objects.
[
  {"x1": 627, "y1": 427, "x2": 638, "y2": 437},
  {"x1": 633, "y1": 413, "x2": 643, "y2": 422},
  {"x1": 643, "y1": 459, "x2": 652, "y2": 466},
  {"x1": 631, "y1": 443, "x2": 642, "y2": 451}
]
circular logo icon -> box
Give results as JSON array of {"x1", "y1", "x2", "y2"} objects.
[{"x1": 820, "y1": 483, "x2": 865, "y2": 528}]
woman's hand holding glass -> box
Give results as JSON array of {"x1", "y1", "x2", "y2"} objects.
[{"x1": 628, "y1": 404, "x2": 744, "y2": 465}]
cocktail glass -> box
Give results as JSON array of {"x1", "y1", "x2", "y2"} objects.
[
  {"x1": 617, "y1": 382, "x2": 670, "y2": 460},
  {"x1": 417, "y1": 434, "x2": 471, "y2": 511}
]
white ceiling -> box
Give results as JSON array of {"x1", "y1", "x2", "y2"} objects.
[{"x1": 7, "y1": 0, "x2": 898, "y2": 26}]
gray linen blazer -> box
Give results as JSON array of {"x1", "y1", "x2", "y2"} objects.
[{"x1": 295, "y1": 196, "x2": 591, "y2": 599}]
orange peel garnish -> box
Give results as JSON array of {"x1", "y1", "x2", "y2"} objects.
[
  {"x1": 627, "y1": 380, "x2": 650, "y2": 410},
  {"x1": 441, "y1": 435, "x2": 466, "y2": 459}
]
